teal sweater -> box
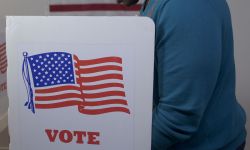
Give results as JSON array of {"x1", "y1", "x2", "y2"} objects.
[{"x1": 140, "y1": 0, "x2": 246, "y2": 149}]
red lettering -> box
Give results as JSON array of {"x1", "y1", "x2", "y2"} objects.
[
  {"x1": 45, "y1": 129, "x2": 100, "y2": 145},
  {"x1": 73, "y1": 131, "x2": 87, "y2": 144},
  {"x1": 88, "y1": 132, "x2": 100, "y2": 145},
  {"x1": 45, "y1": 129, "x2": 59, "y2": 142},
  {"x1": 59, "y1": 130, "x2": 73, "y2": 143}
]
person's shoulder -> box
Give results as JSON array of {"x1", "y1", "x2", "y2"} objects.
[
  {"x1": 158, "y1": 0, "x2": 214, "y2": 10},
  {"x1": 155, "y1": 0, "x2": 221, "y2": 24}
]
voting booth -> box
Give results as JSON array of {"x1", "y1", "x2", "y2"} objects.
[
  {"x1": 7, "y1": 16, "x2": 155, "y2": 150},
  {"x1": 0, "y1": 32, "x2": 7, "y2": 132}
]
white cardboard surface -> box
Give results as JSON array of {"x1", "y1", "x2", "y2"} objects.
[{"x1": 7, "y1": 16, "x2": 154, "y2": 150}]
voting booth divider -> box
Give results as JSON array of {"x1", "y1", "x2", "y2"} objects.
[
  {"x1": 0, "y1": 32, "x2": 8, "y2": 132},
  {"x1": 7, "y1": 16, "x2": 155, "y2": 150},
  {"x1": 0, "y1": 0, "x2": 144, "y2": 135}
]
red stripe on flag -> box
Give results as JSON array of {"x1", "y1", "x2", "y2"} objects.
[
  {"x1": 74, "y1": 55, "x2": 122, "y2": 66},
  {"x1": 79, "y1": 107, "x2": 130, "y2": 115},
  {"x1": 78, "y1": 74, "x2": 123, "y2": 82},
  {"x1": 35, "y1": 93, "x2": 82, "y2": 101},
  {"x1": 35, "y1": 100, "x2": 82, "y2": 108},
  {"x1": 84, "y1": 91, "x2": 125, "y2": 99},
  {"x1": 36, "y1": 101, "x2": 130, "y2": 114},
  {"x1": 82, "y1": 83, "x2": 124, "y2": 90},
  {"x1": 35, "y1": 90, "x2": 125, "y2": 101},
  {"x1": 35, "y1": 99, "x2": 128, "y2": 108},
  {"x1": 35, "y1": 83, "x2": 124, "y2": 94},
  {"x1": 77, "y1": 65, "x2": 122, "y2": 74},
  {"x1": 35, "y1": 85, "x2": 80, "y2": 93},
  {"x1": 84, "y1": 99, "x2": 128, "y2": 106},
  {"x1": 50, "y1": 3, "x2": 142, "y2": 12}
]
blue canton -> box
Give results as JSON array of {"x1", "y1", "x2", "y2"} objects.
[{"x1": 28, "y1": 52, "x2": 75, "y2": 87}]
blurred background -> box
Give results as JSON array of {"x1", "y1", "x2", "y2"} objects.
[{"x1": 0, "y1": 0, "x2": 249, "y2": 150}]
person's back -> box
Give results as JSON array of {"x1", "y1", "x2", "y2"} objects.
[{"x1": 140, "y1": 0, "x2": 246, "y2": 149}]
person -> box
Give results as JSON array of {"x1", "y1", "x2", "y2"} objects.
[{"x1": 118, "y1": 0, "x2": 246, "y2": 149}]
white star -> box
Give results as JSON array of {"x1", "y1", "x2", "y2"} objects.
[
  {"x1": 35, "y1": 76, "x2": 38, "y2": 79},
  {"x1": 46, "y1": 54, "x2": 49, "y2": 57},
  {"x1": 39, "y1": 55, "x2": 42, "y2": 59},
  {"x1": 45, "y1": 71, "x2": 48, "y2": 75},
  {"x1": 57, "y1": 80, "x2": 60, "y2": 84}
]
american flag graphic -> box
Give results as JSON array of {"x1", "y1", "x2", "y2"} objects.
[
  {"x1": 49, "y1": 0, "x2": 143, "y2": 16},
  {"x1": 22, "y1": 52, "x2": 130, "y2": 115},
  {"x1": 0, "y1": 43, "x2": 7, "y2": 74}
]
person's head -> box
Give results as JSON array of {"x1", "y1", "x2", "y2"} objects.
[{"x1": 117, "y1": 0, "x2": 139, "y2": 6}]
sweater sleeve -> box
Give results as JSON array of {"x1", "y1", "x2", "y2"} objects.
[{"x1": 152, "y1": 1, "x2": 222, "y2": 149}]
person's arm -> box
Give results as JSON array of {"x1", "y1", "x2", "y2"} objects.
[{"x1": 152, "y1": 1, "x2": 222, "y2": 149}]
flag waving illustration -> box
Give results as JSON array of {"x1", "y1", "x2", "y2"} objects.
[
  {"x1": 0, "y1": 43, "x2": 7, "y2": 74},
  {"x1": 22, "y1": 52, "x2": 130, "y2": 115}
]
